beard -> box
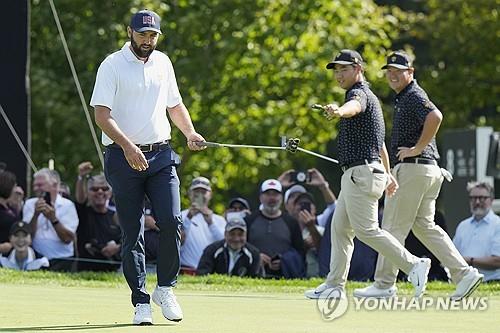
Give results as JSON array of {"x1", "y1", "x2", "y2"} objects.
[
  {"x1": 262, "y1": 201, "x2": 281, "y2": 215},
  {"x1": 130, "y1": 36, "x2": 155, "y2": 58},
  {"x1": 472, "y1": 206, "x2": 489, "y2": 219}
]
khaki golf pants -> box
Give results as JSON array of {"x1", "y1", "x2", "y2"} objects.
[
  {"x1": 374, "y1": 163, "x2": 470, "y2": 289},
  {"x1": 326, "y1": 163, "x2": 417, "y2": 288}
]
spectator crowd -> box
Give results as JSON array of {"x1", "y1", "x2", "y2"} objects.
[{"x1": 1, "y1": 162, "x2": 499, "y2": 284}]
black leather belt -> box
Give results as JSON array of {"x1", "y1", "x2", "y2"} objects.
[
  {"x1": 341, "y1": 159, "x2": 381, "y2": 172},
  {"x1": 400, "y1": 157, "x2": 437, "y2": 166},
  {"x1": 108, "y1": 140, "x2": 170, "y2": 153}
]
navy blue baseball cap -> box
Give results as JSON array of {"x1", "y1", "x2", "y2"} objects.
[
  {"x1": 130, "y1": 10, "x2": 162, "y2": 34},
  {"x1": 326, "y1": 49, "x2": 364, "y2": 69},
  {"x1": 382, "y1": 51, "x2": 412, "y2": 69}
]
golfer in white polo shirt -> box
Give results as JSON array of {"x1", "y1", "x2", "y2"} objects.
[{"x1": 90, "y1": 9, "x2": 205, "y2": 325}]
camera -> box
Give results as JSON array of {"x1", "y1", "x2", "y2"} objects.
[
  {"x1": 299, "y1": 201, "x2": 311, "y2": 213},
  {"x1": 43, "y1": 192, "x2": 52, "y2": 206},
  {"x1": 290, "y1": 171, "x2": 311, "y2": 183}
]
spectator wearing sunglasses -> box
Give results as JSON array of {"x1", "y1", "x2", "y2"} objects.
[{"x1": 75, "y1": 171, "x2": 121, "y2": 272}]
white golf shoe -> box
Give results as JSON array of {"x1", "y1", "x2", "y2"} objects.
[
  {"x1": 152, "y1": 286, "x2": 183, "y2": 322},
  {"x1": 133, "y1": 303, "x2": 153, "y2": 325},
  {"x1": 408, "y1": 258, "x2": 431, "y2": 297},
  {"x1": 304, "y1": 283, "x2": 346, "y2": 299},
  {"x1": 353, "y1": 284, "x2": 397, "y2": 298},
  {"x1": 450, "y1": 268, "x2": 483, "y2": 301}
]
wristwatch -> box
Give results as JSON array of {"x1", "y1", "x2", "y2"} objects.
[{"x1": 51, "y1": 219, "x2": 60, "y2": 226}]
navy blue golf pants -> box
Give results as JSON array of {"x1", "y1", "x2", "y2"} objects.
[{"x1": 104, "y1": 145, "x2": 182, "y2": 306}]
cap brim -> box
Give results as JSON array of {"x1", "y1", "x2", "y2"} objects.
[
  {"x1": 190, "y1": 185, "x2": 211, "y2": 191},
  {"x1": 261, "y1": 189, "x2": 282, "y2": 193},
  {"x1": 382, "y1": 64, "x2": 410, "y2": 70},
  {"x1": 326, "y1": 61, "x2": 354, "y2": 69},
  {"x1": 226, "y1": 226, "x2": 247, "y2": 232},
  {"x1": 134, "y1": 27, "x2": 162, "y2": 34}
]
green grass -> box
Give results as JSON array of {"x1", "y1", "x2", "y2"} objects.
[{"x1": 0, "y1": 269, "x2": 499, "y2": 333}]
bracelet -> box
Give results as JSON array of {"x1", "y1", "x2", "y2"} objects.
[{"x1": 51, "y1": 219, "x2": 60, "y2": 226}]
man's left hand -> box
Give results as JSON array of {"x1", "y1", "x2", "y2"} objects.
[{"x1": 187, "y1": 133, "x2": 206, "y2": 151}]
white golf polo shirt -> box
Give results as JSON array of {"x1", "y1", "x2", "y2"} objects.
[{"x1": 90, "y1": 42, "x2": 182, "y2": 145}]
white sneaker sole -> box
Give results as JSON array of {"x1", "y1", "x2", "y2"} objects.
[{"x1": 353, "y1": 291, "x2": 396, "y2": 299}]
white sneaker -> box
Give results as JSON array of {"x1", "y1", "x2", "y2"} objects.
[
  {"x1": 408, "y1": 258, "x2": 431, "y2": 297},
  {"x1": 152, "y1": 286, "x2": 183, "y2": 322},
  {"x1": 304, "y1": 283, "x2": 346, "y2": 299},
  {"x1": 353, "y1": 284, "x2": 397, "y2": 298},
  {"x1": 133, "y1": 303, "x2": 153, "y2": 325},
  {"x1": 450, "y1": 268, "x2": 483, "y2": 301}
]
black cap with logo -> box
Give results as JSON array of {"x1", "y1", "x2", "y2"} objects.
[
  {"x1": 382, "y1": 51, "x2": 412, "y2": 69},
  {"x1": 326, "y1": 49, "x2": 364, "y2": 69}
]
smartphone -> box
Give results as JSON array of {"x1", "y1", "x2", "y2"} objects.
[
  {"x1": 192, "y1": 192, "x2": 205, "y2": 209},
  {"x1": 43, "y1": 191, "x2": 52, "y2": 206},
  {"x1": 300, "y1": 201, "x2": 311, "y2": 213}
]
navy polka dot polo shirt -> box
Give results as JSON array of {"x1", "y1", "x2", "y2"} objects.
[
  {"x1": 337, "y1": 81, "x2": 385, "y2": 166},
  {"x1": 390, "y1": 80, "x2": 440, "y2": 166}
]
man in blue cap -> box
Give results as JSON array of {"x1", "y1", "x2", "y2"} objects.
[{"x1": 90, "y1": 9, "x2": 206, "y2": 325}]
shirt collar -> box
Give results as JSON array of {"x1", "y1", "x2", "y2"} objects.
[
  {"x1": 395, "y1": 79, "x2": 416, "y2": 99},
  {"x1": 470, "y1": 209, "x2": 496, "y2": 224},
  {"x1": 122, "y1": 42, "x2": 153, "y2": 63}
]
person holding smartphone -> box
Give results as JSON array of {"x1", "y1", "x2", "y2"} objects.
[{"x1": 180, "y1": 177, "x2": 226, "y2": 271}]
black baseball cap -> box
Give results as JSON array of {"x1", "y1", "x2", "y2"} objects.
[
  {"x1": 130, "y1": 10, "x2": 162, "y2": 34},
  {"x1": 228, "y1": 197, "x2": 250, "y2": 210},
  {"x1": 293, "y1": 192, "x2": 315, "y2": 205},
  {"x1": 9, "y1": 221, "x2": 31, "y2": 235},
  {"x1": 382, "y1": 51, "x2": 412, "y2": 69},
  {"x1": 326, "y1": 49, "x2": 364, "y2": 69}
]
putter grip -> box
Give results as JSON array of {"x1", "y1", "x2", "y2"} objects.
[{"x1": 195, "y1": 141, "x2": 220, "y2": 148}]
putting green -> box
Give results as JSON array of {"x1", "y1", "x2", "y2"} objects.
[{"x1": 0, "y1": 283, "x2": 498, "y2": 333}]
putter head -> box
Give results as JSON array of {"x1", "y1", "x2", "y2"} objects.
[
  {"x1": 286, "y1": 138, "x2": 300, "y2": 153},
  {"x1": 311, "y1": 104, "x2": 325, "y2": 110}
]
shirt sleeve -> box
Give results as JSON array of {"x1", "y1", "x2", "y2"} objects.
[
  {"x1": 317, "y1": 203, "x2": 336, "y2": 228},
  {"x1": 58, "y1": 201, "x2": 79, "y2": 233},
  {"x1": 165, "y1": 57, "x2": 183, "y2": 108},
  {"x1": 22, "y1": 199, "x2": 35, "y2": 223},
  {"x1": 346, "y1": 88, "x2": 367, "y2": 112},
  {"x1": 452, "y1": 221, "x2": 464, "y2": 252},
  {"x1": 413, "y1": 94, "x2": 437, "y2": 125},
  {"x1": 90, "y1": 59, "x2": 116, "y2": 110},
  {"x1": 208, "y1": 215, "x2": 226, "y2": 241},
  {"x1": 490, "y1": 222, "x2": 500, "y2": 256}
]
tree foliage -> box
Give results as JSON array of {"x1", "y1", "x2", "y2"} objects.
[{"x1": 29, "y1": 0, "x2": 496, "y2": 211}]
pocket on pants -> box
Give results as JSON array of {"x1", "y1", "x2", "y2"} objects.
[
  {"x1": 369, "y1": 167, "x2": 387, "y2": 198},
  {"x1": 353, "y1": 166, "x2": 387, "y2": 198}
]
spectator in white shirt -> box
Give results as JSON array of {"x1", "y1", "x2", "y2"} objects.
[
  {"x1": 180, "y1": 177, "x2": 226, "y2": 270},
  {"x1": 454, "y1": 182, "x2": 500, "y2": 282},
  {"x1": 23, "y1": 168, "x2": 78, "y2": 271}
]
